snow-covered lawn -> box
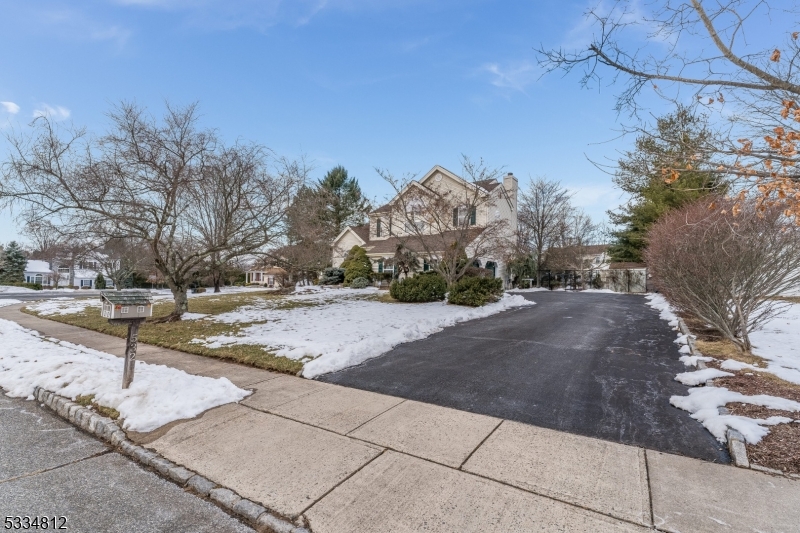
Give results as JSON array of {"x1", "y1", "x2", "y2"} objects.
[
  {"x1": 0, "y1": 299, "x2": 22, "y2": 308},
  {"x1": 645, "y1": 294, "x2": 800, "y2": 444},
  {"x1": 0, "y1": 318, "x2": 249, "y2": 432},
  {"x1": 190, "y1": 287, "x2": 535, "y2": 378}
]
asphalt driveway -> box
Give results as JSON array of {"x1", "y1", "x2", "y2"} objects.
[{"x1": 320, "y1": 290, "x2": 729, "y2": 463}]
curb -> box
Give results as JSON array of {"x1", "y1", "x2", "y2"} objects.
[
  {"x1": 676, "y1": 318, "x2": 706, "y2": 369},
  {"x1": 33, "y1": 386, "x2": 310, "y2": 533}
]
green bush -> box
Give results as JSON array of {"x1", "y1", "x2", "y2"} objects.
[
  {"x1": 341, "y1": 246, "x2": 373, "y2": 285},
  {"x1": 390, "y1": 273, "x2": 446, "y2": 302},
  {"x1": 95, "y1": 273, "x2": 107, "y2": 290},
  {"x1": 448, "y1": 276, "x2": 503, "y2": 307},
  {"x1": 350, "y1": 277, "x2": 370, "y2": 289},
  {"x1": 320, "y1": 267, "x2": 345, "y2": 285}
]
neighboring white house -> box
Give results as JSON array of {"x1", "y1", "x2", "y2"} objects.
[
  {"x1": 244, "y1": 265, "x2": 286, "y2": 288},
  {"x1": 331, "y1": 165, "x2": 518, "y2": 286},
  {"x1": 23, "y1": 259, "x2": 114, "y2": 289}
]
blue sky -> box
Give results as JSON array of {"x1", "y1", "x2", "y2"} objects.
[{"x1": 0, "y1": 0, "x2": 672, "y2": 242}]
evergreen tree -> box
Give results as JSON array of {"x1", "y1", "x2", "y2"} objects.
[
  {"x1": 340, "y1": 245, "x2": 373, "y2": 284},
  {"x1": 95, "y1": 273, "x2": 107, "y2": 289},
  {"x1": 317, "y1": 166, "x2": 371, "y2": 237},
  {"x1": 608, "y1": 107, "x2": 725, "y2": 263},
  {"x1": 0, "y1": 241, "x2": 27, "y2": 284}
]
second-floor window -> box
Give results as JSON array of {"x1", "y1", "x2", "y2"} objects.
[
  {"x1": 453, "y1": 206, "x2": 477, "y2": 227},
  {"x1": 376, "y1": 218, "x2": 382, "y2": 237}
]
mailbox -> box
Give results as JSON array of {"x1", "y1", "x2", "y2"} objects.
[{"x1": 100, "y1": 290, "x2": 153, "y2": 319}]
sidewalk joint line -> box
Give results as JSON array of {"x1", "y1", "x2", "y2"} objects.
[
  {"x1": 458, "y1": 419, "x2": 503, "y2": 470},
  {"x1": 644, "y1": 448, "x2": 656, "y2": 528},
  {"x1": 344, "y1": 398, "x2": 408, "y2": 436},
  {"x1": 297, "y1": 449, "x2": 387, "y2": 518}
]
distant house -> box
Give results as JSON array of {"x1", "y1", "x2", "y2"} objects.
[
  {"x1": 330, "y1": 165, "x2": 518, "y2": 286},
  {"x1": 23, "y1": 259, "x2": 114, "y2": 289},
  {"x1": 245, "y1": 265, "x2": 286, "y2": 288}
]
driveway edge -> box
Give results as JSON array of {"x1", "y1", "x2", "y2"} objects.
[{"x1": 33, "y1": 386, "x2": 310, "y2": 533}]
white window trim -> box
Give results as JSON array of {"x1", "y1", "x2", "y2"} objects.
[{"x1": 121, "y1": 306, "x2": 129, "y2": 314}]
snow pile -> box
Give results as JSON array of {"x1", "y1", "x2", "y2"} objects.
[
  {"x1": 0, "y1": 319, "x2": 249, "y2": 432},
  {"x1": 749, "y1": 302, "x2": 800, "y2": 385},
  {"x1": 0, "y1": 299, "x2": 22, "y2": 308},
  {"x1": 508, "y1": 287, "x2": 554, "y2": 293},
  {"x1": 644, "y1": 293, "x2": 680, "y2": 328},
  {"x1": 0, "y1": 286, "x2": 37, "y2": 294},
  {"x1": 670, "y1": 386, "x2": 800, "y2": 443},
  {"x1": 181, "y1": 313, "x2": 209, "y2": 320},
  {"x1": 25, "y1": 297, "x2": 101, "y2": 316},
  {"x1": 675, "y1": 368, "x2": 734, "y2": 386},
  {"x1": 679, "y1": 354, "x2": 713, "y2": 367},
  {"x1": 192, "y1": 291, "x2": 535, "y2": 378}
]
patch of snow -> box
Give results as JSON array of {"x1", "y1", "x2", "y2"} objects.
[
  {"x1": 508, "y1": 287, "x2": 553, "y2": 293},
  {"x1": 673, "y1": 334, "x2": 689, "y2": 345},
  {"x1": 674, "y1": 368, "x2": 733, "y2": 386},
  {"x1": 181, "y1": 313, "x2": 208, "y2": 320},
  {"x1": 670, "y1": 386, "x2": 800, "y2": 443},
  {"x1": 749, "y1": 303, "x2": 800, "y2": 385},
  {"x1": 0, "y1": 286, "x2": 38, "y2": 294},
  {"x1": 0, "y1": 299, "x2": 22, "y2": 307},
  {"x1": 0, "y1": 319, "x2": 249, "y2": 432},
  {"x1": 678, "y1": 345, "x2": 692, "y2": 354},
  {"x1": 191, "y1": 292, "x2": 535, "y2": 378},
  {"x1": 25, "y1": 298, "x2": 101, "y2": 316},
  {"x1": 644, "y1": 293, "x2": 680, "y2": 328},
  {"x1": 679, "y1": 355, "x2": 713, "y2": 367},
  {"x1": 720, "y1": 359, "x2": 759, "y2": 372}
]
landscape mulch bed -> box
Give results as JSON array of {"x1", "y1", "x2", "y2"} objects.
[{"x1": 710, "y1": 371, "x2": 800, "y2": 475}]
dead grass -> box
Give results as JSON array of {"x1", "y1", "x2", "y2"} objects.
[
  {"x1": 775, "y1": 296, "x2": 800, "y2": 305},
  {"x1": 23, "y1": 293, "x2": 304, "y2": 375},
  {"x1": 74, "y1": 393, "x2": 120, "y2": 420},
  {"x1": 695, "y1": 339, "x2": 766, "y2": 366}
]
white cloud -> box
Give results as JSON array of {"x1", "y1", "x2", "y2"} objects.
[
  {"x1": 1, "y1": 102, "x2": 20, "y2": 114},
  {"x1": 481, "y1": 61, "x2": 538, "y2": 93},
  {"x1": 33, "y1": 104, "x2": 71, "y2": 121}
]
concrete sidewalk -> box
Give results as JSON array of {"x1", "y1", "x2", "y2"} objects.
[{"x1": 2, "y1": 304, "x2": 798, "y2": 533}]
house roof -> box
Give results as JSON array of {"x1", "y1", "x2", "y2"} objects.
[
  {"x1": 362, "y1": 228, "x2": 485, "y2": 255},
  {"x1": 100, "y1": 290, "x2": 153, "y2": 305},
  {"x1": 24, "y1": 260, "x2": 52, "y2": 273}
]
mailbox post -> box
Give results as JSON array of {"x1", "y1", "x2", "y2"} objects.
[{"x1": 100, "y1": 290, "x2": 154, "y2": 389}]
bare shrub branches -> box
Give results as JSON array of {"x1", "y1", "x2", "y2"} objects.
[{"x1": 646, "y1": 197, "x2": 800, "y2": 351}]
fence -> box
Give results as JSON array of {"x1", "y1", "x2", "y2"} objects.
[{"x1": 525, "y1": 268, "x2": 648, "y2": 293}]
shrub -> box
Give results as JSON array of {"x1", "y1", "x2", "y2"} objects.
[
  {"x1": 350, "y1": 277, "x2": 370, "y2": 289},
  {"x1": 319, "y1": 267, "x2": 345, "y2": 285},
  {"x1": 448, "y1": 276, "x2": 503, "y2": 307},
  {"x1": 341, "y1": 246, "x2": 373, "y2": 285},
  {"x1": 591, "y1": 273, "x2": 604, "y2": 289},
  {"x1": 95, "y1": 273, "x2": 107, "y2": 290},
  {"x1": 390, "y1": 273, "x2": 447, "y2": 302},
  {"x1": 646, "y1": 197, "x2": 800, "y2": 352}
]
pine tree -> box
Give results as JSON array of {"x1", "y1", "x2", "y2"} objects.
[
  {"x1": 317, "y1": 166, "x2": 371, "y2": 237},
  {"x1": 341, "y1": 245, "x2": 373, "y2": 284},
  {"x1": 0, "y1": 241, "x2": 27, "y2": 284},
  {"x1": 95, "y1": 273, "x2": 107, "y2": 289},
  {"x1": 608, "y1": 107, "x2": 725, "y2": 263}
]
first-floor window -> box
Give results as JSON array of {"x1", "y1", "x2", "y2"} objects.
[
  {"x1": 137, "y1": 306, "x2": 144, "y2": 313},
  {"x1": 81, "y1": 279, "x2": 92, "y2": 287},
  {"x1": 121, "y1": 306, "x2": 129, "y2": 314}
]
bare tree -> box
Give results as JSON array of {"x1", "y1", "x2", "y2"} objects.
[
  {"x1": 646, "y1": 197, "x2": 800, "y2": 352},
  {"x1": 539, "y1": 0, "x2": 800, "y2": 220},
  {"x1": 517, "y1": 177, "x2": 573, "y2": 285},
  {"x1": 89, "y1": 237, "x2": 147, "y2": 291},
  {"x1": 1, "y1": 102, "x2": 303, "y2": 319},
  {"x1": 377, "y1": 156, "x2": 514, "y2": 287}
]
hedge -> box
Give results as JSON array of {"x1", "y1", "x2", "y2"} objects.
[
  {"x1": 448, "y1": 276, "x2": 503, "y2": 307},
  {"x1": 390, "y1": 273, "x2": 446, "y2": 302}
]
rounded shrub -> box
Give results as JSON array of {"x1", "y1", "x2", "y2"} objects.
[
  {"x1": 319, "y1": 267, "x2": 345, "y2": 285},
  {"x1": 341, "y1": 246, "x2": 373, "y2": 285},
  {"x1": 389, "y1": 273, "x2": 446, "y2": 302},
  {"x1": 448, "y1": 277, "x2": 503, "y2": 307},
  {"x1": 350, "y1": 277, "x2": 370, "y2": 289}
]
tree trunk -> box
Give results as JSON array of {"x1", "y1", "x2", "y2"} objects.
[
  {"x1": 154, "y1": 280, "x2": 189, "y2": 322},
  {"x1": 213, "y1": 272, "x2": 221, "y2": 293}
]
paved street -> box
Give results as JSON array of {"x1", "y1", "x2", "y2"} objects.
[
  {"x1": 0, "y1": 394, "x2": 252, "y2": 533},
  {"x1": 320, "y1": 290, "x2": 730, "y2": 462},
  {"x1": 0, "y1": 291, "x2": 102, "y2": 302}
]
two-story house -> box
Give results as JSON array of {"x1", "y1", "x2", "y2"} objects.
[{"x1": 331, "y1": 165, "x2": 518, "y2": 286}]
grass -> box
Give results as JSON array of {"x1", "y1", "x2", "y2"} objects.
[
  {"x1": 694, "y1": 339, "x2": 767, "y2": 366},
  {"x1": 75, "y1": 394, "x2": 120, "y2": 420},
  {"x1": 23, "y1": 292, "x2": 304, "y2": 375}
]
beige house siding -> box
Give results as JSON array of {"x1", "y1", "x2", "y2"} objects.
[{"x1": 332, "y1": 230, "x2": 365, "y2": 268}]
